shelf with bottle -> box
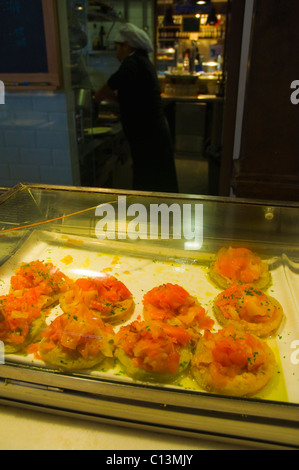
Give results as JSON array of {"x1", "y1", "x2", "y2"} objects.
[
  {"x1": 158, "y1": 27, "x2": 180, "y2": 40},
  {"x1": 87, "y1": 11, "x2": 122, "y2": 54},
  {"x1": 157, "y1": 14, "x2": 225, "y2": 41},
  {"x1": 89, "y1": 23, "x2": 108, "y2": 52}
]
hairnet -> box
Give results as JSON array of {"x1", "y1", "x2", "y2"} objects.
[{"x1": 114, "y1": 23, "x2": 153, "y2": 53}]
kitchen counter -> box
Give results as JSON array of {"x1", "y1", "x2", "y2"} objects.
[
  {"x1": 0, "y1": 403, "x2": 254, "y2": 450},
  {"x1": 162, "y1": 93, "x2": 224, "y2": 102},
  {"x1": 162, "y1": 94, "x2": 224, "y2": 173}
]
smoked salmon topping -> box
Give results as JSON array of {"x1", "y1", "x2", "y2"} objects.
[
  {"x1": 41, "y1": 306, "x2": 115, "y2": 359},
  {"x1": 115, "y1": 320, "x2": 191, "y2": 374},
  {"x1": 0, "y1": 289, "x2": 43, "y2": 345},
  {"x1": 143, "y1": 283, "x2": 214, "y2": 331},
  {"x1": 68, "y1": 275, "x2": 133, "y2": 315},
  {"x1": 215, "y1": 284, "x2": 277, "y2": 324},
  {"x1": 10, "y1": 260, "x2": 71, "y2": 296},
  {"x1": 194, "y1": 326, "x2": 272, "y2": 388},
  {"x1": 213, "y1": 247, "x2": 268, "y2": 284}
]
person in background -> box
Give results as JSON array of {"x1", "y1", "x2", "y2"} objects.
[{"x1": 95, "y1": 23, "x2": 178, "y2": 193}]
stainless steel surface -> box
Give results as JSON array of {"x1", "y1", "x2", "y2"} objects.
[
  {"x1": 76, "y1": 88, "x2": 92, "y2": 110},
  {"x1": 0, "y1": 362, "x2": 298, "y2": 449}
]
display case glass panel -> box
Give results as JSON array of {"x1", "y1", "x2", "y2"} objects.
[{"x1": 0, "y1": 183, "x2": 298, "y2": 449}]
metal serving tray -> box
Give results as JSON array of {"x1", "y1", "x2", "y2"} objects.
[{"x1": 0, "y1": 183, "x2": 298, "y2": 449}]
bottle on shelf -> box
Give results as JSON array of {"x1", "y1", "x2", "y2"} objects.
[
  {"x1": 92, "y1": 24, "x2": 99, "y2": 50},
  {"x1": 99, "y1": 25, "x2": 106, "y2": 50},
  {"x1": 183, "y1": 52, "x2": 189, "y2": 73}
]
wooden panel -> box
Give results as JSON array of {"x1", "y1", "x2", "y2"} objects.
[
  {"x1": 0, "y1": 0, "x2": 61, "y2": 90},
  {"x1": 233, "y1": 0, "x2": 299, "y2": 201},
  {"x1": 219, "y1": 0, "x2": 246, "y2": 196}
]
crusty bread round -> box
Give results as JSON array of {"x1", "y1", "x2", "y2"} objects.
[
  {"x1": 60, "y1": 289, "x2": 134, "y2": 325},
  {"x1": 142, "y1": 283, "x2": 214, "y2": 338},
  {"x1": 38, "y1": 305, "x2": 115, "y2": 371},
  {"x1": 4, "y1": 314, "x2": 47, "y2": 354},
  {"x1": 209, "y1": 262, "x2": 271, "y2": 290},
  {"x1": 213, "y1": 288, "x2": 284, "y2": 338},
  {"x1": 0, "y1": 290, "x2": 48, "y2": 354},
  {"x1": 191, "y1": 328, "x2": 276, "y2": 397},
  {"x1": 10, "y1": 260, "x2": 72, "y2": 298},
  {"x1": 114, "y1": 345, "x2": 192, "y2": 383},
  {"x1": 114, "y1": 319, "x2": 192, "y2": 383},
  {"x1": 209, "y1": 247, "x2": 271, "y2": 290},
  {"x1": 39, "y1": 338, "x2": 106, "y2": 370},
  {"x1": 60, "y1": 277, "x2": 134, "y2": 325}
]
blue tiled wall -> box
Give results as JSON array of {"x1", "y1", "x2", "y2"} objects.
[{"x1": 0, "y1": 91, "x2": 75, "y2": 188}]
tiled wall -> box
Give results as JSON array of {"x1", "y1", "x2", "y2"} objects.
[
  {"x1": 0, "y1": 91, "x2": 79, "y2": 188},
  {"x1": 127, "y1": 0, "x2": 154, "y2": 35}
]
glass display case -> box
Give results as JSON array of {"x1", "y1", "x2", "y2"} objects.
[{"x1": 0, "y1": 183, "x2": 299, "y2": 449}]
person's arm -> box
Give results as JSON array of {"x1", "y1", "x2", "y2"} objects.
[{"x1": 94, "y1": 82, "x2": 118, "y2": 103}]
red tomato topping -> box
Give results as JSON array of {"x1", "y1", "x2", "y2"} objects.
[
  {"x1": 41, "y1": 306, "x2": 115, "y2": 359},
  {"x1": 0, "y1": 289, "x2": 42, "y2": 345},
  {"x1": 75, "y1": 275, "x2": 132, "y2": 314},
  {"x1": 201, "y1": 326, "x2": 271, "y2": 387},
  {"x1": 143, "y1": 283, "x2": 214, "y2": 330},
  {"x1": 10, "y1": 260, "x2": 71, "y2": 296},
  {"x1": 215, "y1": 284, "x2": 276, "y2": 324},
  {"x1": 116, "y1": 320, "x2": 191, "y2": 374},
  {"x1": 143, "y1": 283, "x2": 190, "y2": 311},
  {"x1": 214, "y1": 247, "x2": 268, "y2": 284}
]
